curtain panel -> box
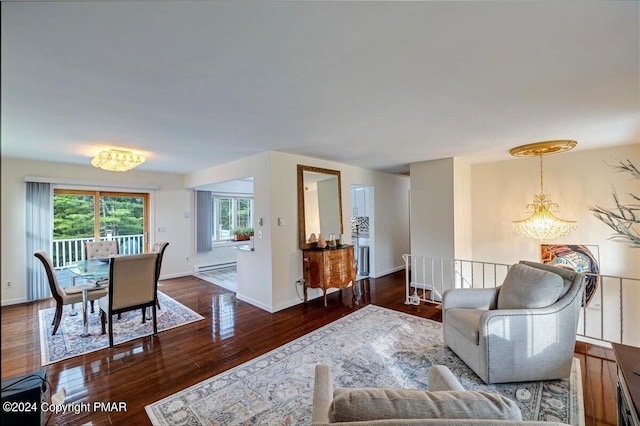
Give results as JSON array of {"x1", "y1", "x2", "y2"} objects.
[
  {"x1": 26, "y1": 182, "x2": 53, "y2": 300},
  {"x1": 195, "y1": 190, "x2": 212, "y2": 252}
]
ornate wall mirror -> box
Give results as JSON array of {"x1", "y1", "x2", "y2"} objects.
[{"x1": 297, "y1": 165, "x2": 344, "y2": 249}]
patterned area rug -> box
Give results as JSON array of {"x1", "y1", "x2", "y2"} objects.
[
  {"x1": 146, "y1": 305, "x2": 584, "y2": 425},
  {"x1": 39, "y1": 291, "x2": 204, "y2": 365}
]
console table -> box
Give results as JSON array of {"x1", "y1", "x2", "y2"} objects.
[
  {"x1": 612, "y1": 343, "x2": 640, "y2": 426},
  {"x1": 302, "y1": 245, "x2": 356, "y2": 306}
]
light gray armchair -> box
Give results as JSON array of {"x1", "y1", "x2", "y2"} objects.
[{"x1": 443, "y1": 261, "x2": 585, "y2": 384}]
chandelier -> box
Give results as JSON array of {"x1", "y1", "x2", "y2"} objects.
[
  {"x1": 511, "y1": 140, "x2": 578, "y2": 241},
  {"x1": 91, "y1": 149, "x2": 145, "y2": 172}
]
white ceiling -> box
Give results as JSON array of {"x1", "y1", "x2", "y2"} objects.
[{"x1": 1, "y1": 1, "x2": 638, "y2": 175}]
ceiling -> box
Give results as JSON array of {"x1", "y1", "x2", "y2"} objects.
[{"x1": 1, "y1": 1, "x2": 638, "y2": 175}]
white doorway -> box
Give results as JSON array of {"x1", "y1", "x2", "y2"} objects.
[{"x1": 351, "y1": 185, "x2": 373, "y2": 279}]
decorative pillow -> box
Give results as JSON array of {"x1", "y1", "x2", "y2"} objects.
[
  {"x1": 328, "y1": 388, "x2": 522, "y2": 422},
  {"x1": 497, "y1": 263, "x2": 564, "y2": 309}
]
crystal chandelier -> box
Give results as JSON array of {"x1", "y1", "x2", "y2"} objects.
[
  {"x1": 91, "y1": 149, "x2": 145, "y2": 172},
  {"x1": 511, "y1": 140, "x2": 578, "y2": 241}
]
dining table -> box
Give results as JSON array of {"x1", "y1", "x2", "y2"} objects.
[{"x1": 67, "y1": 259, "x2": 111, "y2": 337}]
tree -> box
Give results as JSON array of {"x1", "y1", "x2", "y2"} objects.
[{"x1": 590, "y1": 159, "x2": 640, "y2": 248}]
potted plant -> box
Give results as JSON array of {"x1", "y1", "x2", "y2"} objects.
[{"x1": 231, "y1": 226, "x2": 254, "y2": 241}]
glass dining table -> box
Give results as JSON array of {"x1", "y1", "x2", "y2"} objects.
[{"x1": 67, "y1": 259, "x2": 110, "y2": 337}]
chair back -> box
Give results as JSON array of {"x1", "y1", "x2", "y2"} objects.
[
  {"x1": 34, "y1": 251, "x2": 64, "y2": 302},
  {"x1": 519, "y1": 260, "x2": 584, "y2": 301},
  {"x1": 84, "y1": 241, "x2": 119, "y2": 260},
  {"x1": 151, "y1": 241, "x2": 169, "y2": 283},
  {"x1": 108, "y1": 253, "x2": 158, "y2": 311}
]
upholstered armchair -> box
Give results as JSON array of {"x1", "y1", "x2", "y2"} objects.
[{"x1": 442, "y1": 261, "x2": 585, "y2": 384}]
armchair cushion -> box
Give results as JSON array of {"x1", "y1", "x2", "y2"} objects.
[
  {"x1": 445, "y1": 309, "x2": 484, "y2": 345},
  {"x1": 328, "y1": 388, "x2": 522, "y2": 423},
  {"x1": 497, "y1": 263, "x2": 563, "y2": 309}
]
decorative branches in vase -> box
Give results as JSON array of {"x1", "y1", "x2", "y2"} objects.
[{"x1": 590, "y1": 159, "x2": 640, "y2": 248}]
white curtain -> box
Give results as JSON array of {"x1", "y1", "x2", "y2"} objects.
[
  {"x1": 195, "y1": 190, "x2": 212, "y2": 252},
  {"x1": 26, "y1": 182, "x2": 53, "y2": 300}
]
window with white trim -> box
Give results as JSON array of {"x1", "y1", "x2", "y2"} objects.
[{"x1": 212, "y1": 195, "x2": 253, "y2": 242}]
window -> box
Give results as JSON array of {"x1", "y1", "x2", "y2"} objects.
[
  {"x1": 212, "y1": 195, "x2": 253, "y2": 242},
  {"x1": 52, "y1": 190, "x2": 149, "y2": 267}
]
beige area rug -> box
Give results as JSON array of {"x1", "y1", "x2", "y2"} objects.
[
  {"x1": 146, "y1": 305, "x2": 584, "y2": 425},
  {"x1": 39, "y1": 291, "x2": 204, "y2": 365}
]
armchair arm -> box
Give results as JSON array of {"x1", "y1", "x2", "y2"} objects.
[
  {"x1": 428, "y1": 365, "x2": 465, "y2": 392},
  {"x1": 477, "y1": 296, "x2": 582, "y2": 383},
  {"x1": 442, "y1": 287, "x2": 500, "y2": 312},
  {"x1": 312, "y1": 364, "x2": 333, "y2": 424}
]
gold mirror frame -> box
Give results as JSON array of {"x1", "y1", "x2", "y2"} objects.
[{"x1": 297, "y1": 165, "x2": 344, "y2": 250}]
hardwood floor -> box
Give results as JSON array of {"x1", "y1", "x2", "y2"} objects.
[{"x1": 1, "y1": 271, "x2": 616, "y2": 425}]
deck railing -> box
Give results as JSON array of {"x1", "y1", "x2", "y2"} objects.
[
  {"x1": 403, "y1": 254, "x2": 640, "y2": 347},
  {"x1": 52, "y1": 234, "x2": 145, "y2": 269}
]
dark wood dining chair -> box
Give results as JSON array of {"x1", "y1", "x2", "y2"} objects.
[
  {"x1": 151, "y1": 241, "x2": 169, "y2": 309},
  {"x1": 98, "y1": 253, "x2": 159, "y2": 347},
  {"x1": 34, "y1": 251, "x2": 107, "y2": 335}
]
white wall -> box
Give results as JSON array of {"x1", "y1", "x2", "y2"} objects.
[
  {"x1": 453, "y1": 158, "x2": 472, "y2": 260},
  {"x1": 1, "y1": 157, "x2": 190, "y2": 305},
  {"x1": 409, "y1": 158, "x2": 455, "y2": 259}
]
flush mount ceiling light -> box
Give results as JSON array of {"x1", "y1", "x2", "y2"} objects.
[
  {"x1": 511, "y1": 140, "x2": 578, "y2": 241},
  {"x1": 91, "y1": 149, "x2": 145, "y2": 172}
]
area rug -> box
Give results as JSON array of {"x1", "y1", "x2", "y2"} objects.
[
  {"x1": 145, "y1": 305, "x2": 584, "y2": 425},
  {"x1": 39, "y1": 291, "x2": 204, "y2": 365}
]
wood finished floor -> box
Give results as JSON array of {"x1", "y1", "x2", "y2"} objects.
[{"x1": 1, "y1": 271, "x2": 616, "y2": 425}]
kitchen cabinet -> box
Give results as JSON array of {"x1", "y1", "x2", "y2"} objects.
[{"x1": 352, "y1": 187, "x2": 368, "y2": 217}]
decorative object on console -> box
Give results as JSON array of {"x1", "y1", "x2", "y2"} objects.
[
  {"x1": 317, "y1": 234, "x2": 327, "y2": 249},
  {"x1": 91, "y1": 148, "x2": 145, "y2": 172},
  {"x1": 510, "y1": 140, "x2": 578, "y2": 241},
  {"x1": 541, "y1": 244, "x2": 600, "y2": 307}
]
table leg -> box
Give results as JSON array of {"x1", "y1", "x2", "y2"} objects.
[
  {"x1": 80, "y1": 288, "x2": 90, "y2": 338},
  {"x1": 70, "y1": 276, "x2": 78, "y2": 316}
]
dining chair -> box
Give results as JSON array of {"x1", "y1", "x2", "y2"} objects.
[
  {"x1": 98, "y1": 252, "x2": 159, "y2": 347},
  {"x1": 34, "y1": 251, "x2": 108, "y2": 335},
  {"x1": 151, "y1": 241, "x2": 169, "y2": 310},
  {"x1": 84, "y1": 240, "x2": 119, "y2": 260}
]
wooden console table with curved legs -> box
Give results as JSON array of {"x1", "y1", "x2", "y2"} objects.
[{"x1": 302, "y1": 245, "x2": 356, "y2": 306}]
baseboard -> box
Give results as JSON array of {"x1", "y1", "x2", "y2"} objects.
[
  {"x1": 1, "y1": 297, "x2": 28, "y2": 306},
  {"x1": 235, "y1": 293, "x2": 274, "y2": 313},
  {"x1": 159, "y1": 272, "x2": 193, "y2": 280},
  {"x1": 369, "y1": 265, "x2": 405, "y2": 278}
]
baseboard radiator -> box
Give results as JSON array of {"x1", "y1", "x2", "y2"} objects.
[{"x1": 194, "y1": 261, "x2": 237, "y2": 274}]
